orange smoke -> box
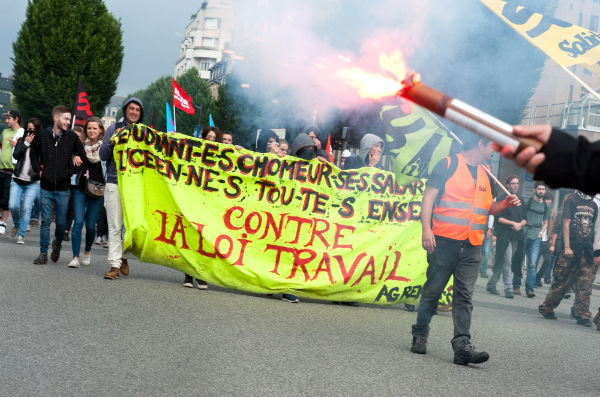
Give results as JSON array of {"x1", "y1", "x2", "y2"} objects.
[{"x1": 336, "y1": 50, "x2": 408, "y2": 99}]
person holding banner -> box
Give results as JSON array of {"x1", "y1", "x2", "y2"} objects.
[
  {"x1": 101, "y1": 98, "x2": 144, "y2": 279},
  {"x1": 411, "y1": 136, "x2": 520, "y2": 365},
  {"x1": 182, "y1": 126, "x2": 223, "y2": 289}
]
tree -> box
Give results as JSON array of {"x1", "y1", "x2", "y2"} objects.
[
  {"x1": 121, "y1": 68, "x2": 215, "y2": 136},
  {"x1": 12, "y1": 0, "x2": 123, "y2": 126}
]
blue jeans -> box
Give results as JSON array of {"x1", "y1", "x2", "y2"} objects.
[
  {"x1": 412, "y1": 237, "x2": 481, "y2": 347},
  {"x1": 521, "y1": 237, "x2": 541, "y2": 293},
  {"x1": 8, "y1": 180, "x2": 40, "y2": 237},
  {"x1": 479, "y1": 235, "x2": 492, "y2": 274},
  {"x1": 71, "y1": 189, "x2": 104, "y2": 257},
  {"x1": 40, "y1": 189, "x2": 70, "y2": 254}
]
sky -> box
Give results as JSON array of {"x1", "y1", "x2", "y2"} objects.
[{"x1": 1, "y1": 0, "x2": 202, "y2": 96}]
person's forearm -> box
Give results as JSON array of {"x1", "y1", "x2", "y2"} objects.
[
  {"x1": 540, "y1": 220, "x2": 548, "y2": 235},
  {"x1": 563, "y1": 219, "x2": 571, "y2": 249},
  {"x1": 420, "y1": 187, "x2": 438, "y2": 231}
]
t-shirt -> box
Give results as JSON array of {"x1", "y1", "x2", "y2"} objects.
[
  {"x1": 427, "y1": 156, "x2": 495, "y2": 198},
  {"x1": 494, "y1": 193, "x2": 526, "y2": 237},
  {"x1": 0, "y1": 128, "x2": 18, "y2": 170},
  {"x1": 562, "y1": 193, "x2": 597, "y2": 246},
  {"x1": 525, "y1": 198, "x2": 551, "y2": 239}
]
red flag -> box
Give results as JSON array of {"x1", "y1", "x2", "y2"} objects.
[
  {"x1": 172, "y1": 78, "x2": 195, "y2": 115},
  {"x1": 325, "y1": 134, "x2": 334, "y2": 162},
  {"x1": 71, "y1": 79, "x2": 93, "y2": 127}
]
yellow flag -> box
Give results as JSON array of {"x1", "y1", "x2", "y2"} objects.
[
  {"x1": 382, "y1": 104, "x2": 459, "y2": 186},
  {"x1": 482, "y1": 0, "x2": 600, "y2": 75}
]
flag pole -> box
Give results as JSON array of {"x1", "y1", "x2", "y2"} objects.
[
  {"x1": 560, "y1": 65, "x2": 600, "y2": 102},
  {"x1": 173, "y1": 103, "x2": 177, "y2": 131}
]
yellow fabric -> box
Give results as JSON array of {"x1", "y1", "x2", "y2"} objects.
[
  {"x1": 113, "y1": 124, "x2": 453, "y2": 306},
  {"x1": 482, "y1": 0, "x2": 600, "y2": 75}
]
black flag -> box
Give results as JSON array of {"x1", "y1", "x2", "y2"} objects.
[{"x1": 71, "y1": 79, "x2": 93, "y2": 127}]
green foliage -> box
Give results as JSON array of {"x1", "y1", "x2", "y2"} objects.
[
  {"x1": 122, "y1": 68, "x2": 215, "y2": 136},
  {"x1": 12, "y1": 0, "x2": 123, "y2": 126}
]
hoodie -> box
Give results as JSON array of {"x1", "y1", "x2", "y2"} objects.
[
  {"x1": 344, "y1": 133, "x2": 385, "y2": 170},
  {"x1": 290, "y1": 133, "x2": 316, "y2": 159},
  {"x1": 255, "y1": 129, "x2": 279, "y2": 153},
  {"x1": 100, "y1": 97, "x2": 144, "y2": 184},
  {"x1": 303, "y1": 125, "x2": 329, "y2": 159}
]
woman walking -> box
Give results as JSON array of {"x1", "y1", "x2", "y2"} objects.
[
  {"x1": 9, "y1": 117, "x2": 41, "y2": 244},
  {"x1": 67, "y1": 117, "x2": 105, "y2": 268}
]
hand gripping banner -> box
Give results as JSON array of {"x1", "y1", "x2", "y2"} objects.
[{"x1": 113, "y1": 124, "x2": 453, "y2": 306}]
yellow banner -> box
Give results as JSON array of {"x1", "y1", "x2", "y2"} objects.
[
  {"x1": 482, "y1": 0, "x2": 600, "y2": 75},
  {"x1": 113, "y1": 124, "x2": 452, "y2": 306}
]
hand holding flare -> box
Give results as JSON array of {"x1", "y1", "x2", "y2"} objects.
[{"x1": 396, "y1": 71, "x2": 544, "y2": 154}]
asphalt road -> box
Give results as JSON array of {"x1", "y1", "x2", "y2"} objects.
[{"x1": 0, "y1": 226, "x2": 599, "y2": 397}]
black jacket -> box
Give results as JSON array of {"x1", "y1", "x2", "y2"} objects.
[
  {"x1": 30, "y1": 126, "x2": 86, "y2": 191},
  {"x1": 535, "y1": 128, "x2": 600, "y2": 195},
  {"x1": 12, "y1": 132, "x2": 40, "y2": 182}
]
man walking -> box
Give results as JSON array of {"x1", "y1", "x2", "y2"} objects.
[
  {"x1": 486, "y1": 175, "x2": 526, "y2": 299},
  {"x1": 411, "y1": 136, "x2": 520, "y2": 365},
  {"x1": 536, "y1": 192, "x2": 557, "y2": 286},
  {"x1": 100, "y1": 98, "x2": 143, "y2": 279},
  {"x1": 518, "y1": 182, "x2": 550, "y2": 298},
  {"x1": 30, "y1": 105, "x2": 85, "y2": 264},
  {"x1": 538, "y1": 191, "x2": 597, "y2": 326},
  {"x1": 0, "y1": 110, "x2": 23, "y2": 234}
]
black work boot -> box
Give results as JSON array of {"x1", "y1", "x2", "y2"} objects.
[
  {"x1": 50, "y1": 239, "x2": 61, "y2": 263},
  {"x1": 453, "y1": 342, "x2": 489, "y2": 365},
  {"x1": 410, "y1": 336, "x2": 427, "y2": 354}
]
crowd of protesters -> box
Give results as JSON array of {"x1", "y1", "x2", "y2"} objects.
[
  {"x1": 0, "y1": 102, "x2": 370, "y2": 305},
  {"x1": 2, "y1": 105, "x2": 599, "y2": 332},
  {"x1": 480, "y1": 173, "x2": 600, "y2": 330}
]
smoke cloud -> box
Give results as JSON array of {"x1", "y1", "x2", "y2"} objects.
[{"x1": 228, "y1": 0, "x2": 554, "y2": 142}]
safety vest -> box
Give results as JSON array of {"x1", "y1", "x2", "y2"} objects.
[{"x1": 432, "y1": 153, "x2": 493, "y2": 246}]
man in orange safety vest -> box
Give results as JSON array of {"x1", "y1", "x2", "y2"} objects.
[{"x1": 410, "y1": 135, "x2": 520, "y2": 366}]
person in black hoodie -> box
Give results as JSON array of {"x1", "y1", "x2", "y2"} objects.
[{"x1": 30, "y1": 105, "x2": 86, "y2": 264}]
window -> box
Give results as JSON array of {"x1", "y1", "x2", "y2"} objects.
[
  {"x1": 202, "y1": 37, "x2": 218, "y2": 48},
  {"x1": 591, "y1": 15, "x2": 599, "y2": 32},
  {"x1": 199, "y1": 58, "x2": 216, "y2": 70},
  {"x1": 578, "y1": 13, "x2": 583, "y2": 26},
  {"x1": 110, "y1": 108, "x2": 117, "y2": 117},
  {"x1": 204, "y1": 17, "x2": 220, "y2": 29}
]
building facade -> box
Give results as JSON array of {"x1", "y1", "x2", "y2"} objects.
[
  {"x1": 522, "y1": 0, "x2": 600, "y2": 138},
  {"x1": 101, "y1": 95, "x2": 125, "y2": 127},
  {"x1": 174, "y1": 0, "x2": 234, "y2": 81}
]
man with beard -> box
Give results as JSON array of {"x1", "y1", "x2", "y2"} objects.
[
  {"x1": 538, "y1": 191, "x2": 597, "y2": 327},
  {"x1": 30, "y1": 105, "x2": 85, "y2": 264},
  {"x1": 518, "y1": 182, "x2": 550, "y2": 298}
]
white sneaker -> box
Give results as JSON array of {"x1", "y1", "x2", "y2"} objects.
[
  {"x1": 68, "y1": 258, "x2": 80, "y2": 268},
  {"x1": 95, "y1": 236, "x2": 102, "y2": 245},
  {"x1": 81, "y1": 253, "x2": 91, "y2": 266},
  {"x1": 0, "y1": 222, "x2": 6, "y2": 235},
  {"x1": 16, "y1": 236, "x2": 25, "y2": 245}
]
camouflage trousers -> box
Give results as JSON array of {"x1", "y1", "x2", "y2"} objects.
[{"x1": 539, "y1": 252, "x2": 597, "y2": 319}]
